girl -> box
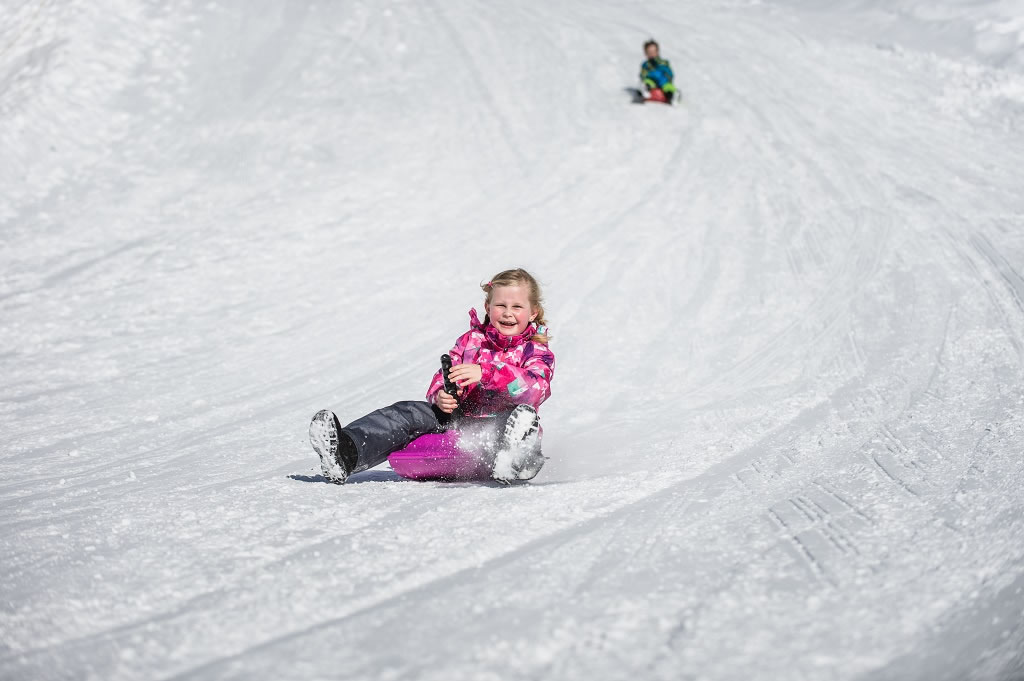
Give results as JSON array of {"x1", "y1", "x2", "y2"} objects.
[{"x1": 309, "y1": 268, "x2": 555, "y2": 483}]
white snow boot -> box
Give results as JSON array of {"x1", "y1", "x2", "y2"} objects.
[
  {"x1": 309, "y1": 409, "x2": 355, "y2": 484},
  {"x1": 491, "y1": 404, "x2": 543, "y2": 483}
]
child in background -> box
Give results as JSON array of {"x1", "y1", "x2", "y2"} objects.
[
  {"x1": 640, "y1": 38, "x2": 678, "y2": 104},
  {"x1": 309, "y1": 268, "x2": 555, "y2": 483}
]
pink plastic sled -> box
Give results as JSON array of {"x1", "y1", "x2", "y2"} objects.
[{"x1": 387, "y1": 431, "x2": 494, "y2": 481}]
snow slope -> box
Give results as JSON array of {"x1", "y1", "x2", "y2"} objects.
[{"x1": 2, "y1": 0, "x2": 1024, "y2": 679}]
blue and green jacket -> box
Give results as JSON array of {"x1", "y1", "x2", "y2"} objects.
[{"x1": 640, "y1": 58, "x2": 674, "y2": 90}]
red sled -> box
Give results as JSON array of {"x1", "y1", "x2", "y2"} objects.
[
  {"x1": 627, "y1": 86, "x2": 674, "y2": 105},
  {"x1": 647, "y1": 88, "x2": 669, "y2": 103}
]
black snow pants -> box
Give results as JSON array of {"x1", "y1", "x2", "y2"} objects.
[{"x1": 340, "y1": 401, "x2": 515, "y2": 474}]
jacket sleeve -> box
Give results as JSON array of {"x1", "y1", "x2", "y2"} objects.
[
  {"x1": 476, "y1": 343, "x2": 555, "y2": 409},
  {"x1": 426, "y1": 330, "x2": 473, "y2": 405},
  {"x1": 663, "y1": 60, "x2": 674, "y2": 82}
]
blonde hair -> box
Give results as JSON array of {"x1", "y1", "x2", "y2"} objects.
[{"x1": 481, "y1": 268, "x2": 550, "y2": 344}]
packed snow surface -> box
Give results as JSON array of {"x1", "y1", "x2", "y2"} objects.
[{"x1": 3, "y1": 0, "x2": 1024, "y2": 679}]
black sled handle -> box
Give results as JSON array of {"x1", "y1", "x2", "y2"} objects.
[{"x1": 440, "y1": 354, "x2": 459, "y2": 398}]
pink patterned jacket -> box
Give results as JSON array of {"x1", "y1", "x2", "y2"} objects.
[{"x1": 426, "y1": 309, "x2": 555, "y2": 417}]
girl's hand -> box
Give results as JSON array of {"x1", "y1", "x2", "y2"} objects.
[
  {"x1": 448, "y1": 363, "x2": 482, "y2": 388},
  {"x1": 436, "y1": 390, "x2": 460, "y2": 413}
]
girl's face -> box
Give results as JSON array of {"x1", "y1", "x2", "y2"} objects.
[{"x1": 486, "y1": 284, "x2": 536, "y2": 336}]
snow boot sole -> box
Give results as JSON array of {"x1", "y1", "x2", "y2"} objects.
[
  {"x1": 309, "y1": 409, "x2": 351, "y2": 484},
  {"x1": 492, "y1": 404, "x2": 542, "y2": 483}
]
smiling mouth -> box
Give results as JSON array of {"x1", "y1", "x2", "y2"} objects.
[{"x1": 499, "y1": 320, "x2": 517, "y2": 328}]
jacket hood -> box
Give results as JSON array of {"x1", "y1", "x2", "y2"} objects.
[{"x1": 469, "y1": 308, "x2": 546, "y2": 351}]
